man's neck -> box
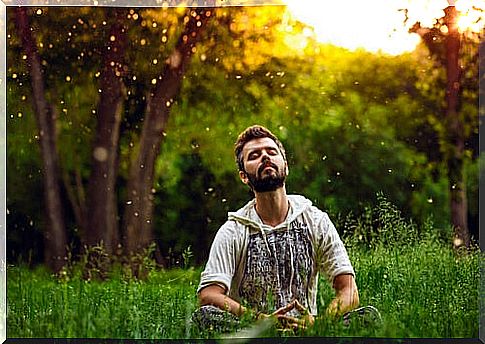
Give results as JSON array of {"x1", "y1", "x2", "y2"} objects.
[{"x1": 254, "y1": 187, "x2": 289, "y2": 227}]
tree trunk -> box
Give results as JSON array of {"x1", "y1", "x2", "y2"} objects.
[
  {"x1": 123, "y1": 8, "x2": 213, "y2": 255},
  {"x1": 85, "y1": 8, "x2": 127, "y2": 256},
  {"x1": 444, "y1": 6, "x2": 469, "y2": 248},
  {"x1": 15, "y1": 7, "x2": 67, "y2": 272}
]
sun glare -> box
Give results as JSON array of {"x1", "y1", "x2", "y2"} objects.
[
  {"x1": 283, "y1": 0, "x2": 483, "y2": 55},
  {"x1": 455, "y1": 0, "x2": 484, "y2": 33}
]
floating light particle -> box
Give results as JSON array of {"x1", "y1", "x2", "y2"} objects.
[
  {"x1": 12, "y1": 73, "x2": 17, "y2": 79},
  {"x1": 152, "y1": 59, "x2": 158, "y2": 65},
  {"x1": 110, "y1": 35, "x2": 116, "y2": 42},
  {"x1": 165, "y1": 101, "x2": 171, "y2": 107},
  {"x1": 453, "y1": 237, "x2": 463, "y2": 247},
  {"x1": 140, "y1": 39, "x2": 147, "y2": 45},
  {"x1": 151, "y1": 78, "x2": 157, "y2": 85},
  {"x1": 93, "y1": 147, "x2": 108, "y2": 162},
  {"x1": 36, "y1": 8, "x2": 42, "y2": 15},
  {"x1": 22, "y1": 55, "x2": 27, "y2": 60},
  {"x1": 322, "y1": 155, "x2": 327, "y2": 161},
  {"x1": 235, "y1": 75, "x2": 242, "y2": 79},
  {"x1": 152, "y1": 22, "x2": 157, "y2": 28},
  {"x1": 388, "y1": 169, "x2": 392, "y2": 173},
  {"x1": 126, "y1": 200, "x2": 132, "y2": 205},
  {"x1": 427, "y1": 198, "x2": 433, "y2": 203},
  {"x1": 132, "y1": 75, "x2": 137, "y2": 81},
  {"x1": 17, "y1": 112, "x2": 23, "y2": 118},
  {"x1": 200, "y1": 54, "x2": 206, "y2": 61},
  {"x1": 161, "y1": 36, "x2": 167, "y2": 43},
  {"x1": 133, "y1": 13, "x2": 139, "y2": 20}
]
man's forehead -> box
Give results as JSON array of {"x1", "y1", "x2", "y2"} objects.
[{"x1": 243, "y1": 137, "x2": 279, "y2": 153}]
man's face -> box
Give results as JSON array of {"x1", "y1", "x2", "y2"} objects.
[{"x1": 239, "y1": 137, "x2": 288, "y2": 193}]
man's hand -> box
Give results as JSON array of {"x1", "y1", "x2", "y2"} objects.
[
  {"x1": 258, "y1": 299, "x2": 314, "y2": 331},
  {"x1": 326, "y1": 273, "x2": 360, "y2": 317}
]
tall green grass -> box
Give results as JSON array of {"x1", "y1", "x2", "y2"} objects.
[
  {"x1": 7, "y1": 197, "x2": 481, "y2": 339},
  {"x1": 7, "y1": 240, "x2": 479, "y2": 339}
]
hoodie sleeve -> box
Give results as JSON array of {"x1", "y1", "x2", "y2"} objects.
[
  {"x1": 197, "y1": 221, "x2": 239, "y2": 294},
  {"x1": 316, "y1": 212, "x2": 355, "y2": 284}
]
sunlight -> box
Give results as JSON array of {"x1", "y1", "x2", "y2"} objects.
[
  {"x1": 455, "y1": 0, "x2": 484, "y2": 33},
  {"x1": 282, "y1": 0, "x2": 483, "y2": 55}
]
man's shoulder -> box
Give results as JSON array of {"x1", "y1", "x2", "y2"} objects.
[{"x1": 288, "y1": 194, "x2": 328, "y2": 217}]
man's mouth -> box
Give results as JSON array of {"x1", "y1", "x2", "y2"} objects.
[{"x1": 258, "y1": 162, "x2": 278, "y2": 176}]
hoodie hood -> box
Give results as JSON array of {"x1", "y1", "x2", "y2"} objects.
[{"x1": 227, "y1": 194, "x2": 312, "y2": 231}]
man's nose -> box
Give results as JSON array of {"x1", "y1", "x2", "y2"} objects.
[{"x1": 261, "y1": 151, "x2": 271, "y2": 161}]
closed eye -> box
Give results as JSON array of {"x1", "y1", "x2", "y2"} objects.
[
  {"x1": 267, "y1": 148, "x2": 278, "y2": 155},
  {"x1": 248, "y1": 152, "x2": 260, "y2": 160}
]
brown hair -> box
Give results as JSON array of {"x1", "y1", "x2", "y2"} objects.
[{"x1": 234, "y1": 125, "x2": 286, "y2": 171}]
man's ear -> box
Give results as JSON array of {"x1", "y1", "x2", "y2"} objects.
[{"x1": 239, "y1": 170, "x2": 249, "y2": 185}]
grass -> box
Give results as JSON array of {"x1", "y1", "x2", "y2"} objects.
[
  {"x1": 6, "y1": 196, "x2": 481, "y2": 340},
  {"x1": 7, "y1": 234, "x2": 480, "y2": 340}
]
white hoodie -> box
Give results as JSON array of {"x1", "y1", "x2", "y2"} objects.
[{"x1": 197, "y1": 194, "x2": 355, "y2": 316}]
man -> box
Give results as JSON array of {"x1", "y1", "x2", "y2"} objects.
[{"x1": 195, "y1": 125, "x2": 360, "y2": 331}]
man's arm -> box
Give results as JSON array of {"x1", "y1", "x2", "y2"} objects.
[
  {"x1": 198, "y1": 284, "x2": 247, "y2": 317},
  {"x1": 326, "y1": 273, "x2": 359, "y2": 317}
]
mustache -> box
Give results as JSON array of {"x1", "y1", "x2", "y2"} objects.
[{"x1": 257, "y1": 160, "x2": 278, "y2": 176}]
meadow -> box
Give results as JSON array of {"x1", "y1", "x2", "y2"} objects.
[{"x1": 7, "y1": 201, "x2": 481, "y2": 340}]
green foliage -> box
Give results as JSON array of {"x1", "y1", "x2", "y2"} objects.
[
  {"x1": 6, "y1": 6, "x2": 479, "y2": 265},
  {"x1": 340, "y1": 193, "x2": 419, "y2": 248}
]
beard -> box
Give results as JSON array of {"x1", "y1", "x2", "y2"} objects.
[{"x1": 246, "y1": 162, "x2": 286, "y2": 193}]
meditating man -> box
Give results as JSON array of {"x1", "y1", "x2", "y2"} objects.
[{"x1": 194, "y1": 125, "x2": 367, "y2": 331}]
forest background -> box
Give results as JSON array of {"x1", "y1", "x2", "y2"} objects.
[{"x1": 5, "y1": 3, "x2": 482, "y2": 271}]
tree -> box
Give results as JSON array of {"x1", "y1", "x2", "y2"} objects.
[
  {"x1": 122, "y1": 7, "x2": 213, "y2": 257},
  {"x1": 410, "y1": 4, "x2": 481, "y2": 248},
  {"x1": 15, "y1": 7, "x2": 67, "y2": 272},
  {"x1": 85, "y1": 8, "x2": 127, "y2": 256}
]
